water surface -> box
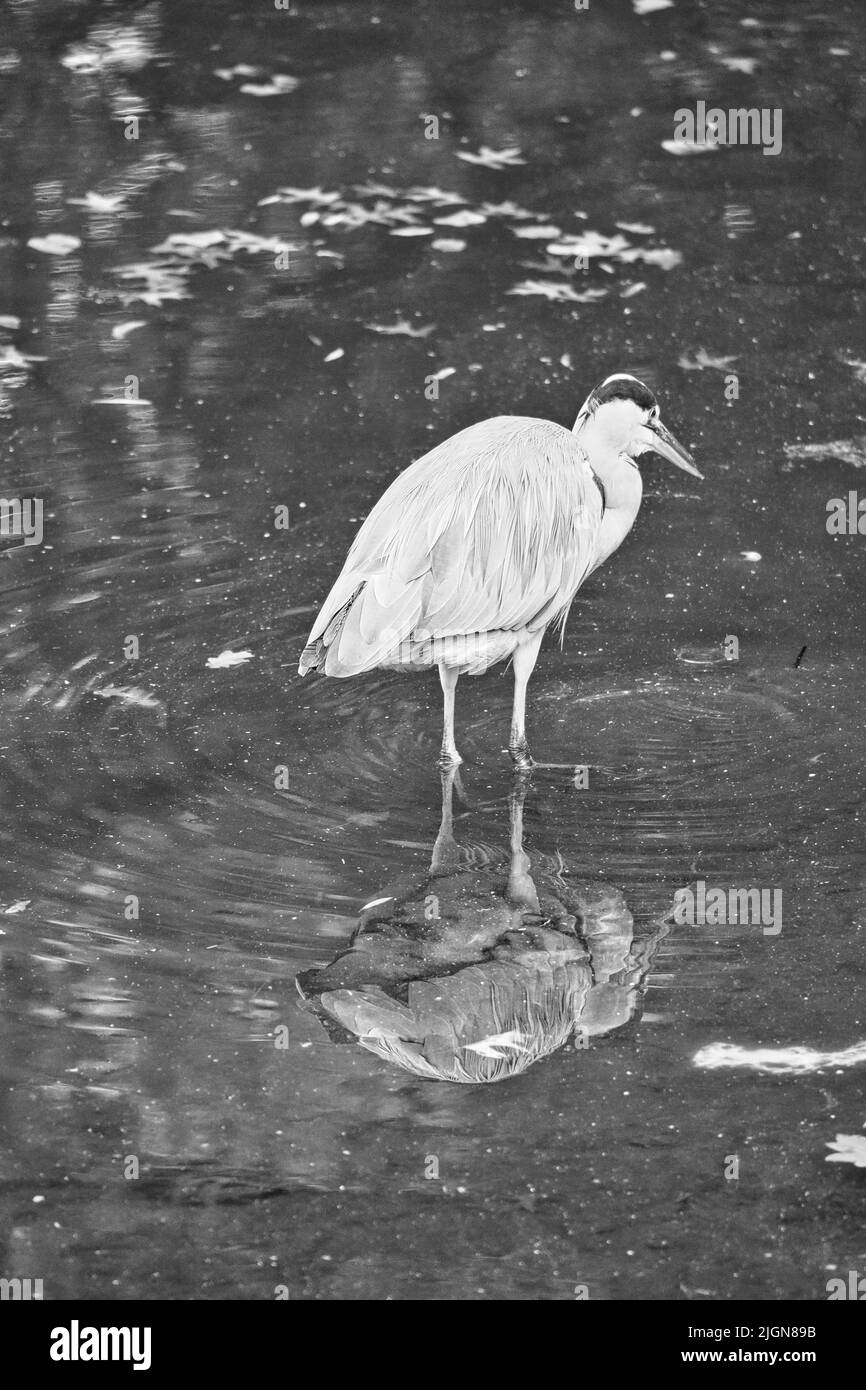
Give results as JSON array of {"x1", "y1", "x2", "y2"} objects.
[{"x1": 0, "y1": 0, "x2": 864, "y2": 1300}]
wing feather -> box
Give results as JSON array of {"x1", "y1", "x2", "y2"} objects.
[{"x1": 300, "y1": 416, "x2": 602, "y2": 676}]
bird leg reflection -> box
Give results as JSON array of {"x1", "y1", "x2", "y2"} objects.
[
  {"x1": 430, "y1": 762, "x2": 465, "y2": 876},
  {"x1": 506, "y1": 774, "x2": 540, "y2": 913},
  {"x1": 431, "y1": 760, "x2": 539, "y2": 915}
]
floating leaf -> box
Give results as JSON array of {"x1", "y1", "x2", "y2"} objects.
[
  {"x1": 268, "y1": 186, "x2": 342, "y2": 206},
  {"x1": 433, "y1": 209, "x2": 486, "y2": 227},
  {"x1": 320, "y1": 204, "x2": 385, "y2": 229},
  {"x1": 0, "y1": 345, "x2": 46, "y2": 370},
  {"x1": 240, "y1": 75, "x2": 299, "y2": 96},
  {"x1": 400, "y1": 186, "x2": 466, "y2": 205},
  {"x1": 92, "y1": 395, "x2": 153, "y2": 406},
  {"x1": 60, "y1": 28, "x2": 154, "y2": 75},
  {"x1": 114, "y1": 262, "x2": 191, "y2": 307},
  {"x1": 518, "y1": 255, "x2": 574, "y2": 276},
  {"x1": 719, "y1": 56, "x2": 758, "y2": 74},
  {"x1": 783, "y1": 438, "x2": 866, "y2": 468},
  {"x1": 676, "y1": 644, "x2": 729, "y2": 666},
  {"x1": 323, "y1": 348, "x2": 344, "y2": 362},
  {"x1": 678, "y1": 348, "x2": 739, "y2": 371},
  {"x1": 364, "y1": 318, "x2": 436, "y2": 338},
  {"x1": 67, "y1": 192, "x2": 126, "y2": 212},
  {"x1": 214, "y1": 64, "x2": 261, "y2": 80},
  {"x1": 694, "y1": 1041, "x2": 866, "y2": 1073},
  {"x1": 547, "y1": 231, "x2": 632, "y2": 259},
  {"x1": 431, "y1": 238, "x2": 466, "y2": 252},
  {"x1": 151, "y1": 230, "x2": 225, "y2": 252},
  {"x1": 352, "y1": 180, "x2": 401, "y2": 199},
  {"x1": 633, "y1": 0, "x2": 674, "y2": 12},
  {"x1": 94, "y1": 684, "x2": 163, "y2": 710},
  {"x1": 61, "y1": 46, "x2": 104, "y2": 73},
  {"x1": 480, "y1": 201, "x2": 535, "y2": 219},
  {"x1": 389, "y1": 226, "x2": 433, "y2": 237},
  {"x1": 456, "y1": 146, "x2": 526, "y2": 169},
  {"x1": 661, "y1": 137, "x2": 718, "y2": 156},
  {"x1": 27, "y1": 234, "x2": 81, "y2": 255},
  {"x1": 621, "y1": 246, "x2": 682, "y2": 269},
  {"x1": 111, "y1": 321, "x2": 147, "y2": 341},
  {"x1": 508, "y1": 280, "x2": 599, "y2": 303},
  {"x1": 513, "y1": 224, "x2": 562, "y2": 239},
  {"x1": 826, "y1": 1134, "x2": 866, "y2": 1167},
  {"x1": 206, "y1": 650, "x2": 254, "y2": 669},
  {"x1": 615, "y1": 220, "x2": 655, "y2": 234}
]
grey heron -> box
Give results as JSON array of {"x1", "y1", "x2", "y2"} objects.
[{"x1": 299, "y1": 373, "x2": 700, "y2": 768}]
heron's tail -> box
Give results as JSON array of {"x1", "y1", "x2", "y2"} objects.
[
  {"x1": 297, "y1": 640, "x2": 324, "y2": 675},
  {"x1": 300, "y1": 554, "x2": 435, "y2": 678},
  {"x1": 297, "y1": 588, "x2": 362, "y2": 676}
]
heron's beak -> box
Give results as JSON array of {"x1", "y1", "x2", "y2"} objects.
[{"x1": 640, "y1": 420, "x2": 703, "y2": 479}]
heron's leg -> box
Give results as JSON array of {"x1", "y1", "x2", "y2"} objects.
[
  {"x1": 509, "y1": 632, "x2": 544, "y2": 770},
  {"x1": 438, "y1": 663, "x2": 463, "y2": 767}
]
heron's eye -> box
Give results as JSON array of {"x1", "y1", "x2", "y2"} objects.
[{"x1": 649, "y1": 405, "x2": 660, "y2": 423}]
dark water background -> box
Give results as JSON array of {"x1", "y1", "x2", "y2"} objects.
[{"x1": 0, "y1": 0, "x2": 864, "y2": 1299}]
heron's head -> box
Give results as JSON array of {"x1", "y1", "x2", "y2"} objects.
[{"x1": 575, "y1": 373, "x2": 702, "y2": 478}]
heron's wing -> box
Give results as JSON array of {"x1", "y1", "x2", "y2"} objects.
[{"x1": 300, "y1": 416, "x2": 602, "y2": 676}]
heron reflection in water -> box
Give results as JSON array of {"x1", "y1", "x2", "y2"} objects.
[{"x1": 297, "y1": 772, "x2": 669, "y2": 1083}]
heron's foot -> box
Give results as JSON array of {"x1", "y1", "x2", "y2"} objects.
[
  {"x1": 438, "y1": 759, "x2": 466, "y2": 801},
  {"x1": 509, "y1": 740, "x2": 534, "y2": 774},
  {"x1": 438, "y1": 746, "x2": 464, "y2": 769}
]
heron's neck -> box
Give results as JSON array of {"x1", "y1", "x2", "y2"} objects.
[{"x1": 576, "y1": 429, "x2": 643, "y2": 565}]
